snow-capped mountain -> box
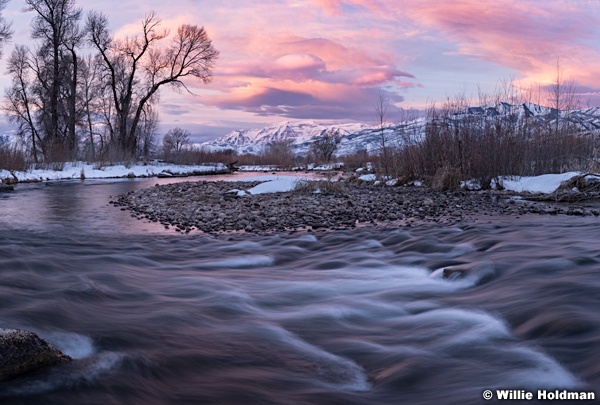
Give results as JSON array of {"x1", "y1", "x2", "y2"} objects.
[
  {"x1": 453, "y1": 102, "x2": 600, "y2": 132},
  {"x1": 199, "y1": 103, "x2": 600, "y2": 156},
  {"x1": 200, "y1": 119, "x2": 426, "y2": 156},
  {"x1": 201, "y1": 121, "x2": 373, "y2": 155}
]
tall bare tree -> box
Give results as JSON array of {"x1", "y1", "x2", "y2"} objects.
[
  {"x1": 26, "y1": 0, "x2": 83, "y2": 158},
  {"x1": 79, "y1": 54, "x2": 103, "y2": 160},
  {"x1": 87, "y1": 11, "x2": 219, "y2": 157},
  {"x1": 550, "y1": 58, "x2": 577, "y2": 136},
  {"x1": 0, "y1": 0, "x2": 12, "y2": 57},
  {"x1": 4, "y1": 46, "x2": 43, "y2": 162},
  {"x1": 374, "y1": 90, "x2": 391, "y2": 177},
  {"x1": 4, "y1": 0, "x2": 83, "y2": 161}
]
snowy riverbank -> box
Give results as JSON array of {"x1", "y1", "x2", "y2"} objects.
[
  {"x1": 2, "y1": 160, "x2": 596, "y2": 196},
  {"x1": 0, "y1": 161, "x2": 230, "y2": 184}
]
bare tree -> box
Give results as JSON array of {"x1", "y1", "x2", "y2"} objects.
[
  {"x1": 79, "y1": 54, "x2": 103, "y2": 160},
  {"x1": 138, "y1": 105, "x2": 159, "y2": 160},
  {"x1": 550, "y1": 58, "x2": 577, "y2": 135},
  {"x1": 0, "y1": 0, "x2": 12, "y2": 58},
  {"x1": 26, "y1": 0, "x2": 83, "y2": 159},
  {"x1": 162, "y1": 127, "x2": 190, "y2": 160},
  {"x1": 87, "y1": 11, "x2": 219, "y2": 157},
  {"x1": 4, "y1": 46, "x2": 44, "y2": 162},
  {"x1": 3, "y1": 0, "x2": 84, "y2": 161},
  {"x1": 374, "y1": 90, "x2": 391, "y2": 177},
  {"x1": 309, "y1": 128, "x2": 340, "y2": 163},
  {"x1": 261, "y1": 139, "x2": 296, "y2": 167}
]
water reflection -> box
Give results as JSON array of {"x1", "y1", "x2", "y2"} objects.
[
  {"x1": 0, "y1": 172, "x2": 319, "y2": 234},
  {"x1": 42, "y1": 182, "x2": 85, "y2": 224}
]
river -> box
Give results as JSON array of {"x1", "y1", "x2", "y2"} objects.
[{"x1": 0, "y1": 176, "x2": 598, "y2": 404}]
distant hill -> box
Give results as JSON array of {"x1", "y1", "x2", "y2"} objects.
[{"x1": 199, "y1": 103, "x2": 600, "y2": 156}]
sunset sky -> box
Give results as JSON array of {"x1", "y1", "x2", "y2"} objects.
[{"x1": 2, "y1": 0, "x2": 600, "y2": 142}]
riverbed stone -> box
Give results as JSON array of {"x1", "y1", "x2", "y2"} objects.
[
  {"x1": 0, "y1": 328, "x2": 71, "y2": 381},
  {"x1": 111, "y1": 179, "x2": 600, "y2": 235}
]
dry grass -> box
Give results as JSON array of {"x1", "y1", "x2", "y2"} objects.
[
  {"x1": 292, "y1": 179, "x2": 346, "y2": 194},
  {"x1": 0, "y1": 147, "x2": 28, "y2": 171},
  {"x1": 430, "y1": 165, "x2": 462, "y2": 191}
]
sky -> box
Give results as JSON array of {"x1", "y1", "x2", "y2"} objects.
[{"x1": 1, "y1": 0, "x2": 600, "y2": 143}]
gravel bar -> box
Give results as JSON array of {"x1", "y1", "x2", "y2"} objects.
[{"x1": 111, "y1": 180, "x2": 600, "y2": 234}]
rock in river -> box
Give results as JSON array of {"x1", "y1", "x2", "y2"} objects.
[{"x1": 0, "y1": 328, "x2": 71, "y2": 381}]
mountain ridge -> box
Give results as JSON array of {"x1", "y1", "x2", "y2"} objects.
[{"x1": 199, "y1": 102, "x2": 600, "y2": 156}]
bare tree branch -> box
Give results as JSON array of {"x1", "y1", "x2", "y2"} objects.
[{"x1": 87, "y1": 11, "x2": 218, "y2": 157}]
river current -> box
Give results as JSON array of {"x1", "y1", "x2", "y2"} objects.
[{"x1": 0, "y1": 177, "x2": 598, "y2": 404}]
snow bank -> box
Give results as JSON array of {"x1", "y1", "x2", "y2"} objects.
[
  {"x1": 0, "y1": 169, "x2": 12, "y2": 180},
  {"x1": 308, "y1": 162, "x2": 344, "y2": 170},
  {"x1": 501, "y1": 172, "x2": 581, "y2": 194},
  {"x1": 237, "y1": 165, "x2": 279, "y2": 172}
]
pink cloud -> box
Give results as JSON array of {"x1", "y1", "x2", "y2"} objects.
[
  {"x1": 275, "y1": 53, "x2": 325, "y2": 70},
  {"x1": 309, "y1": 0, "x2": 344, "y2": 15},
  {"x1": 83, "y1": 0, "x2": 600, "y2": 129},
  {"x1": 201, "y1": 28, "x2": 415, "y2": 120},
  {"x1": 309, "y1": 0, "x2": 389, "y2": 17},
  {"x1": 208, "y1": 85, "x2": 404, "y2": 120},
  {"x1": 393, "y1": 0, "x2": 600, "y2": 90},
  {"x1": 308, "y1": 0, "x2": 600, "y2": 92}
]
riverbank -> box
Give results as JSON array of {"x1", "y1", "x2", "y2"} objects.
[
  {"x1": 0, "y1": 161, "x2": 231, "y2": 184},
  {"x1": 112, "y1": 179, "x2": 600, "y2": 234}
]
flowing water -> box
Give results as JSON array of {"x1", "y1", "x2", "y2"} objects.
[{"x1": 0, "y1": 177, "x2": 599, "y2": 404}]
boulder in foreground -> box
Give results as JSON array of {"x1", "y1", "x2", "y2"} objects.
[{"x1": 0, "y1": 328, "x2": 71, "y2": 381}]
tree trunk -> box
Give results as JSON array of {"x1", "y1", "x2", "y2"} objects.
[{"x1": 68, "y1": 48, "x2": 78, "y2": 158}]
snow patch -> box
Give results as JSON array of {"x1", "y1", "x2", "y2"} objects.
[
  {"x1": 502, "y1": 172, "x2": 581, "y2": 194},
  {"x1": 247, "y1": 178, "x2": 299, "y2": 194},
  {"x1": 358, "y1": 174, "x2": 377, "y2": 181}
]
